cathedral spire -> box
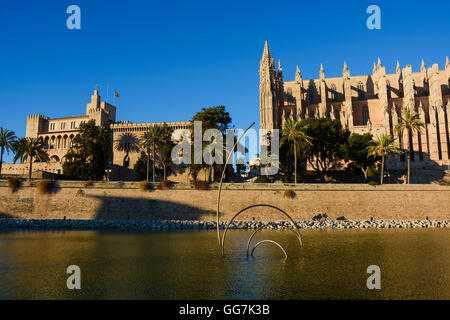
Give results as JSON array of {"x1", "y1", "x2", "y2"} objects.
[
  {"x1": 278, "y1": 59, "x2": 282, "y2": 72},
  {"x1": 319, "y1": 64, "x2": 325, "y2": 80},
  {"x1": 343, "y1": 61, "x2": 350, "y2": 78},
  {"x1": 396, "y1": 60, "x2": 401, "y2": 74},
  {"x1": 421, "y1": 58, "x2": 426, "y2": 73},
  {"x1": 295, "y1": 65, "x2": 302, "y2": 82},
  {"x1": 262, "y1": 40, "x2": 271, "y2": 60},
  {"x1": 373, "y1": 62, "x2": 377, "y2": 74},
  {"x1": 446, "y1": 56, "x2": 449, "y2": 69},
  {"x1": 377, "y1": 57, "x2": 382, "y2": 68}
]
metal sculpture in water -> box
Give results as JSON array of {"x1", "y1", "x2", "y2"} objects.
[{"x1": 215, "y1": 122, "x2": 303, "y2": 259}]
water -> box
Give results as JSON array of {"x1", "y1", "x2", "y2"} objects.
[{"x1": 0, "y1": 229, "x2": 449, "y2": 299}]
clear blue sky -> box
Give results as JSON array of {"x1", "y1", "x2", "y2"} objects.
[{"x1": 1, "y1": 0, "x2": 449, "y2": 163}]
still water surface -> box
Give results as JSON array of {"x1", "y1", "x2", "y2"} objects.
[{"x1": 0, "y1": 229, "x2": 449, "y2": 299}]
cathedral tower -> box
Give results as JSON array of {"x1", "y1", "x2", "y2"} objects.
[{"x1": 259, "y1": 41, "x2": 278, "y2": 132}]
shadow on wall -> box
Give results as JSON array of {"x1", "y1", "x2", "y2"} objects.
[
  {"x1": 90, "y1": 195, "x2": 214, "y2": 221},
  {"x1": 0, "y1": 212, "x2": 15, "y2": 219}
]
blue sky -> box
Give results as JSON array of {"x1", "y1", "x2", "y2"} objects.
[{"x1": 1, "y1": 0, "x2": 449, "y2": 162}]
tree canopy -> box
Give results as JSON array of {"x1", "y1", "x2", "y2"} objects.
[{"x1": 62, "y1": 120, "x2": 110, "y2": 180}]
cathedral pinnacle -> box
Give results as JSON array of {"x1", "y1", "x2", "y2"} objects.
[
  {"x1": 377, "y1": 57, "x2": 382, "y2": 68},
  {"x1": 295, "y1": 65, "x2": 302, "y2": 82},
  {"x1": 278, "y1": 59, "x2": 282, "y2": 72},
  {"x1": 320, "y1": 64, "x2": 325, "y2": 79},
  {"x1": 446, "y1": 56, "x2": 449, "y2": 69},
  {"x1": 262, "y1": 40, "x2": 271, "y2": 60},
  {"x1": 421, "y1": 59, "x2": 426, "y2": 73},
  {"x1": 343, "y1": 61, "x2": 350, "y2": 77},
  {"x1": 396, "y1": 60, "x2": 401, "y2": 73}
]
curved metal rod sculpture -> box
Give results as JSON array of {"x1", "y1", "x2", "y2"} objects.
[
  {"x1": 221, "y1": 204, "x2": 302, "y2": 256},
  {"x1": 216, "y1": 122, "x2": 255, "y2": 249},
  {"x1": 251, "y1": 240, "x2": 288, "y2": 260},
  {"x1": 246, "y1": 224, "x2": 301, "y2": 257}
]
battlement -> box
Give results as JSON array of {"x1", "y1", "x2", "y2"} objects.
[
  {"x1": 110, "y1": 120, "x2": 190, "y2": 130},
  {"x1": 27, "y1": 114, "x2": 49, "y2": 120}
]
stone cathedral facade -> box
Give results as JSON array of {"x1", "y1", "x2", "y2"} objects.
[{"x1": 259, "y1": 41, "x2": 450, "y2": 166}]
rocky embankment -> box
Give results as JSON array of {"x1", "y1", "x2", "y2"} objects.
[{"x1": 0, "y1": 218, "x2": 449, "y2": 231}]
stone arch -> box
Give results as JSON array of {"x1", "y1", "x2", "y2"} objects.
[
  {"x1": 286, "y1": 87, "x2": 294, "y2": 103},
  {"x1": 362, "y1": 106, "x2": 370, "y2": 125},
  {"x1": 50, "y1": 155, "x2": 60, "y2": 163}
]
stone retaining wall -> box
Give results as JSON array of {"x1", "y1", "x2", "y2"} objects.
[{"x1": 0, "y1": 181, "x2": 449, "y2": 221}]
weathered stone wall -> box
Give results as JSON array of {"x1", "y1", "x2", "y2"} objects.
[{"x1": 0, "y1": 181, "x2": 449, "y2": 221}]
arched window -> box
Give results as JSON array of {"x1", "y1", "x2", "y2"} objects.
[
  {"x1": 362, "y1": 107, "x2": 369, "y2": 125},
  {"x1": 286, "y1": 88, "x2": 294, "y2": 103},
  {"x1": 358, "y1": 82, "x2": 365, "y2": 100}
]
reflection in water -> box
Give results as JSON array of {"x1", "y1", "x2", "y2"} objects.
[{"x1": 0, "y1": 229, "x2": 449, "y2": 299}]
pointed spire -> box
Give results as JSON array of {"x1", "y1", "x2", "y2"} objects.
[
  {"x1": 262, "y1": 40, "x2": 271, "y2": 59},
  {"x1": 278, "y1": 59, "x2": 282, "y2": 72},
  {"x1": 421, "y1": 59, "x2": 426, "y2": 73},
  {"x1": 94, "y1": 84, "x2": 99, "y2": 95},
  {"x1": 320, "y1": 64, "x2": 325, "y2": 80},
  {"x1": 377, "y1": 57, "x2": 382, "y2": 68},
  {"x1": 446, "y1": 56, "x2": 449, "y2": 69},
  {"x1": 295, "y1": 65, "x2": 302, "y2": 82},
  {"x1": 396, "y1": 60, "x2": 401, "y2": 73},
  {"x1": 343, "y1": 61, "x2": 350, "y2": 78},
  {"x1": 373, "y1": 62, "x2": 377, "y2": 74}
]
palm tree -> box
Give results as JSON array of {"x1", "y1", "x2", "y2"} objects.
[
  {"x1": 140, "y1": 126, "x2": 164, "y2": 183},
  {"x1": 367, "y1": 134, "x2": 401, "y2": 185},
  {"x1": 204, "y1": 136, "x2": 225, "y2": 182},
  {"x1": 0, "y1": 128, "x2": 17, "y2": 176},
  {"x1": 280, "y1": 119, "x2": 312, "y2": 183},
  {"x1": 114, "y1": 133, "x2": 140, "y2": 167},
  {"x1": 395, "y1": 108, "x2": 425, "y2": 184},
  {"x1": 13, "y1": 137, "x2": 50, "y2": 180}
]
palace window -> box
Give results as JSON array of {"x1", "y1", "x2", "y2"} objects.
[
  {"x1": 50, "y1": 123, "x2": 56, "y2": 130},
  {"x1": 362, "y1": 107, "x2": 369, "y2": 125},
  {"x1": 358, "y1": 82, "x2": 365, "y2": 100},
  {"x1": 71, "y1": 121, "x2": 76, "y2": 129},
  {"x1": 61, "y1": 122, "x2": 66, "y2": 130}
]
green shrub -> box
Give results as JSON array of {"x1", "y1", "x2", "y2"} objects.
[
  {"x1": 36, "y1": 180, "x2": 56, "y2": 195},
  {"x1": 254, "y1": 176, "x2": 269, "y2": 183},
  {"x1": 368, "y1": 181, "x2": 379, "y2": 186},
  {"x1": 438, "y1": 181, "x2": 449, "y2": 186},
  {"x1": 367, "y1": 166, "x2": 377, "y2": 178},
  {"x1": 8, "y1": 178, "x2": 21, "y2": 193},
  {"x1": 139, "y1": 180, "x2": 153, "y2": 191},
  {"x1": 156, "y1": 180, "x2": 173, "y2": 190},
  {"x1": 283, "y1": 189, "x2": 296, "y2": 199},
  {"x1": 191, "y1": 179, "x2": 208, "y2": 190}
]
